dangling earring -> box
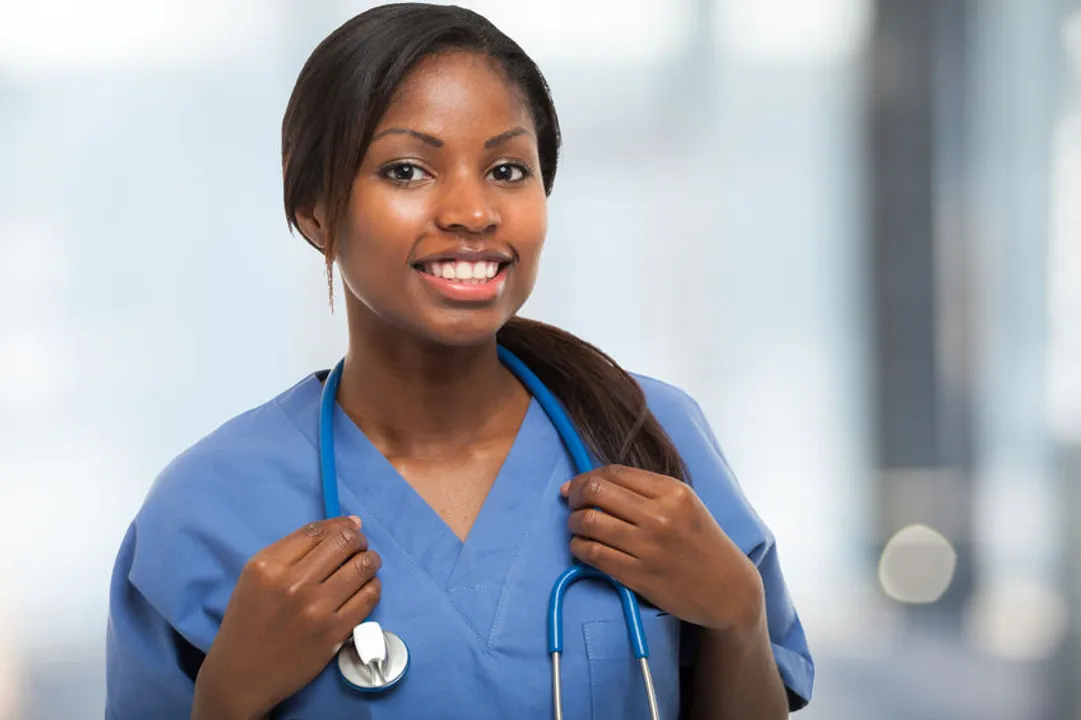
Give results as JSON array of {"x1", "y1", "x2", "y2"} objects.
[{"x1": 325, "y1": 254, "x2": 336, "y2": 313}]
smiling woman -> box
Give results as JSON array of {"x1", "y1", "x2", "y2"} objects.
[
  {"x1": 291, "y1": 51, "x2": 548, "y2": 346},
  {"x1": 104, "y1": 4, "x2": 814, "y2": 719}
]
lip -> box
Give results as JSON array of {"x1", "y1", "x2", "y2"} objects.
[
  {"x1": 413, "y1": 262, "x2": 511, "y2": 304},
  {"x1": 412, "y1": 249, "x2": 514, "y2": 265}
]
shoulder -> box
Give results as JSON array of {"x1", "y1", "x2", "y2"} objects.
[
  {"x1": 631, "y1": 373, "x2": 816, "y2": 706},
  {"x1": 632, "y1": 374, "x2": 722, "y2": 453},
  {"x1": 121, "y1": 373, "x2": 326, "y2": 636},
  {"x1": 630, "y1": 372, "x2": 769, "y2": 556},
  {"x1": 139, "y1": 373, "x2": 322, "y2": 523},
  {"x1": 631, "y1": 372, "x2": 731, "y2": 479}
]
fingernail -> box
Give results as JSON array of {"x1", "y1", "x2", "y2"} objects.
[
  {"x1": 560, "y1": 482, "x2": 570, "y2": 497},
  {"x1": 349, "y1": 515, "x2": 362, "y2": 527}
]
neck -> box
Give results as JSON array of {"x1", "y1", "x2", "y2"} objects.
[{"x1": 335, "y1": 312, "x2": 526, "y2": 457}]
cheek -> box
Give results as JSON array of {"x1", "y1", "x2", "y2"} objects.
[
  {"x1": 515, "y1": 201, "x2": 548, "y2": 289},
  {"x1": 507, "y1": 193, "x2": 548, "y2": 255},
  {"x1": 351, "y1": 182, "x2": 432, "y2": 245},
  {"x1": 336, "y1": 185, "x2": 429, "y2": 292},
  {"x1": 366, "y1": 188, "x2": 432, "y2": 231}
]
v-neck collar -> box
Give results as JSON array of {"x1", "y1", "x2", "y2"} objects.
[
  {"x1": 276, "y1": 371, "x2": 572, "y2": 646},
  {"x1": 329, "y1": 395, "x2": 561, "y2": 591},
  {"x1": 274, "y1": 371, "x2": 570, "y2": 648}
]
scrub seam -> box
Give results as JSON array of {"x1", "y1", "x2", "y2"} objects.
[
  {"x1": 485, "y1": 458, "x2": 566, "y2": 650},
  {"x1": 335, "y1": 480, "x2": 490, "y2": 646},
  {"x1": 270, "y1": 394, "x2": 491, "y2": 647}
]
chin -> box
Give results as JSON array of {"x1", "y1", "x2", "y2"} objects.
[
  {"x1": 413, "y1": 310, "x2": 510, "y2": 348},
  {"x1": 423, "y1": 324, "x2": 503, "y2": 348}
]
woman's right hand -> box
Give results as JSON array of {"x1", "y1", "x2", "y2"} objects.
[{"x1": 191, "y1": 516, "x2": 382, "y2": 720}]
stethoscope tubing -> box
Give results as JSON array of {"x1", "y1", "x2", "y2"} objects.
[{"x1": 319, "y1": 347, "x2": 660, "y2": 718}]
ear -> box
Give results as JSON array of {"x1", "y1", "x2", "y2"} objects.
[{"x1": 294, "y1": 201, "x2": 330, "y2": 253}]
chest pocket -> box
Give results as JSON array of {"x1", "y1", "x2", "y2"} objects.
[{"x1": 583, "y1": 613, "x2": 681, "y2": 720}]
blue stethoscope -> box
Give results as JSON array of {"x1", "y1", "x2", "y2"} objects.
[{"x1": 319, "y1": 346, "x2": 661, "y2": 719}]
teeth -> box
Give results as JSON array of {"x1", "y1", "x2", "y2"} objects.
[{"x1": 421, "y1": 260, "x2": 504, "y2": 284}]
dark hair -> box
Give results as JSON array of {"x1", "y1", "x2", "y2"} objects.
[{"x1": 281, "y1": 3, "x2": 687, "y2": 482}]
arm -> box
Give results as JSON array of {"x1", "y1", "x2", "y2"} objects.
[
  {"x1": 564, "y1": 379, "x2": 814, "y2": 713},
  {"x1": 191, "y1": 662, "x2": 271, "y2": 720},
  {"x1": 687, "y1": 597, "x2": 789, "y2": 720},
  {"x1": 687, "y1": 536, "x2": 814, "y2": 717},
  {"x1": 561, "y1": 468, "x2": 813, "y2": 717},
  {"x1": 108, "y1": 515, "x2": 383, "y2": 720}
]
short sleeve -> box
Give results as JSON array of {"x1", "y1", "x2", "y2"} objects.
[
  {"x1": 105, "y1": 446, "x2": 273, "y2": 718},
  {"x1": 638, "y1": 376, "x2": 815, "y2": 710},
  {"x1": 105, "y1": 523, "x2": 198, "y2": 719}
]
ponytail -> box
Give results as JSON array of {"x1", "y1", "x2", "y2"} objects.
[{"x1": 497, "y1": 317, "x2": 688, "y2": 482}]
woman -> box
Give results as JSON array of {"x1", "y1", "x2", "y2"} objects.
[{"x1": 105, "y1": 4, "x2": 814, "y2": 718}]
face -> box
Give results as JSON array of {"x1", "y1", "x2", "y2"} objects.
[{"x1": 330, "y1": 51, "x2": 547, "y2": 347}]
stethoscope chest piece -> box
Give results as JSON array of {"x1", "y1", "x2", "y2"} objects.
[{"x1": 337, "y1": 621, "x2": 410, "y2": 692}]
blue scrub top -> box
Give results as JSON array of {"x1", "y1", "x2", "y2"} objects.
[{"x1": 105, "y1": 371, "x2": 814, "y2": 718}]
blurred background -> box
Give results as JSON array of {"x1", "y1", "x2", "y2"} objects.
[{"x1": 0, "y1": 0, "x2": 1078, "y2": 717}]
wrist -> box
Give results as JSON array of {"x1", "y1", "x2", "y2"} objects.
[
  {"x1": 192, "y1": 657, "x2": 268, "y2": 720},
  {"x1": 701, "y1": 606, "x2": 768, "y2": 654},
  {"x1": 703, "y1": 569, "x2": 767, "y2": 643}
]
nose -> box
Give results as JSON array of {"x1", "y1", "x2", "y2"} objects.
[{"x1": 435, "y1": 170, "x2": 500, "y2": 235}]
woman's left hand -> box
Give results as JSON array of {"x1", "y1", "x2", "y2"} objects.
[{"x1": 561, "y1": 465, "x2": 765, "y2": 634}]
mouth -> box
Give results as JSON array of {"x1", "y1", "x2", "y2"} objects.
[
  {"x1": 411, "y1": 256, "x2": 514, "y2": 304},
  {"x1": 412, "y1": 258, "x2": 513, "y2": 285}
]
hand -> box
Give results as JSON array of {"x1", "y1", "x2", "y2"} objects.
[
  {"x1": 193, "y1": 516, "x2": 382, "y2": 719},
  {"x1": 561, "y1": 466, "x2": 764, "y2": 634}
]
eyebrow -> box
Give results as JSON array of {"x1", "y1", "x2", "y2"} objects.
[
  {"x1": 484, "y1": 127, "x2": 531, "y2": 148},
  {"x1": 368, "y1": 126, "x2": 532, "y2": 149},
  {"x1": 370, "y1": 128, "x2": 444, "y2": 147}
]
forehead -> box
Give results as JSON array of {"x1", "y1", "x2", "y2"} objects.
[{"x1": 376, "y1": 51, "x2": 534, "y2": 136}]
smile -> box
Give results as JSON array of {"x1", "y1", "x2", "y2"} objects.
[
  {"x1": 412, "y1": 258, "x2": 512, "y2": 303},
  {"x1": 415, "y1": 259, "x2": 508, "y2": 284}
]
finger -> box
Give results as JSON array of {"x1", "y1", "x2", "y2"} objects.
[
  {"x1": 569, "y1": 536, "x2": 639, "y2": 580},
  {"x1": 266, "y1": 516, "x2": 363, "y2": 566},
  {"x1": 563, "y1": 471, "x2": 651, "y2": 524},
  {"x1": 292, "y1": 522, "x2": 369, "y2": 585},
  {"x1": 597, "y1": 465, "x2": 672, "y2": 498},
  {"x1": 568, "y1": 509, "x2": 645, "y2": 558},
  {"x1": 322, "y1": 550, "x2": 382, "y2": 611},
  {"x1": 561, "y1": 465, "x2": 667, "y2": 504},
  {"x1": 334, "y1": 577, "x2": 383, "y2": 635}
]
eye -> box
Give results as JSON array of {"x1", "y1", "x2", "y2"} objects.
[
  {"x1": 381, "y1": 162, "x2": 432, "y2": 185},
  {"x1": 488, "y1": 163, "x2": 530, "y2": 183}
]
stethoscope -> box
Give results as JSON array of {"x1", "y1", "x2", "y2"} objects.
[{"x1": 319, "y1": 346, "x2": 660, "y2": 719}]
